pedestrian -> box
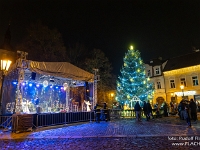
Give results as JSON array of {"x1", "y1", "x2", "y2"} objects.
[
  {"x1": 184, "y1": 105, "x2": 191, "y2": 128},
  {"x1": 198, "y1": 102, "x2": 200, "y2": 112},
  {"x1": 163, "y1": 102, "x2": 168, "y2": 117},
  {"x1": 102, "y1": 102, "x2": 108, "y2": 121},
  {"x1": 94, "y1": 104, "x2": 101, "y2": 123},
  {"x1": 189, "y1": 99, "x2": 197, "y2": 123},
  {"x1": 146, "y1": 100, "x2": 154, "y2": 120},
  {"x1": 177, "y1": 102, "x2": 181, "y2": 118},
  {"x1": 143, "y1": 101, "x2": 148, "y2": 121},
  {"x1": 170, "y1": 101, "x2": 174, "y2": 113},
  {"x1": 178, "y1": 100, "x2": 185, "y2": 120},
  {"x1": 134, "y1": 101, "x2": 142, "y2": 121}
]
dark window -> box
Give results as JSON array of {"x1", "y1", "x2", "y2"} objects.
[
  {"x1": 147, "y1": 70, "x2": 151, "y2": 76},
  {"x1": 170, "y1": 80, "x2": 175, "y2": 88},
  {"x1": 180, "y1": 78, "x2": 186, "y2": 87},
  {"x1": 155, "y1": 68, "x2": 160, "y2": 75},
  {"x1": 192, "y1": 76, "x2": 199, "y2": 86},
  {"x1": 157, "y1": 82, "x2": 161, "y2": 89}
]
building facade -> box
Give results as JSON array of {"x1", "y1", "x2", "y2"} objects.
[
  {"x1": 144, "y1": 51, "x2": 200, "y2": 106},
  {"x1": 163, "y1": 51, "x2": 200, "y2": 104},
  {"x1": 144, "y1": 58, "x2": 167, "y2": 106}
]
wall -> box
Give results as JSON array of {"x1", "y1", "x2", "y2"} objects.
[{"x1": 164, "y1": 65, "x2": 200, "y2": 104}]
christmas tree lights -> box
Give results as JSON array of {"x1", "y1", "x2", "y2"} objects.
[{"x1": 116, "y1": 46, "x2": 154, "y2": 108}]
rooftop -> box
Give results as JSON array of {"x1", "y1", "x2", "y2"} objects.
[{"x1": 163, "y1": 50, "x2": 200, "y2": 72}]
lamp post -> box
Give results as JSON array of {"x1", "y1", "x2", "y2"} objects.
[
  {"x1": 0, "y1": 59, "x2": 12, "y2": 115},
  {"x1": 180, "y1": 85, "x2": 184, "y2": 98}
]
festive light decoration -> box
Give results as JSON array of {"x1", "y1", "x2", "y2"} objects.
[
  {"x1": 63, "y1": 82, "x2": 69, "y2": 91},
  {"x1": 130, "y1": 45, "x2": 134, "y2": 50},
  {"x1": 12, "y1": 81, "x2": 17, "y2": 85},
  {"x1": 116, "y1": 46, "x2": 154, "y2": 106},
  {"x1": 43, "y1": 80, "x2": 48, "y2": 87}
]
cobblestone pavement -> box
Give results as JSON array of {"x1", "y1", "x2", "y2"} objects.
[{"x1": 1, "y1": 116, "x2": 200, "y2": 150}]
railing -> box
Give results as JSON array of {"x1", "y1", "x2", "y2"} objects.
[
  {"x1": 0, "y1": 115, "x2": 12, "y2": 130},
  {"x1": 110, "y1": 108, "x2": 164, "y2": 118},
  {"x1": 0, "y1": 112, "x2": 95, "y2": 132},
  {"x1": 34, "y1": 111, "x2": 94, "y2": 128},
  {"x1": 0, "y1": 109, "x2": 165, "y2": 133}
]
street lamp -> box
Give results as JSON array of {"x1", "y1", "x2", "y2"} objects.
[
  {"x1": 0, "y1": 59, "x2": 12, "y2": 115},
  {"x1": 180, "y1": 85, "x2": 184, "y2": 98}
]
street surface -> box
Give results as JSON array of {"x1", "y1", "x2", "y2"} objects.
[{"x1": 1, "y1": 115, "x2": 200, "y2": 150}]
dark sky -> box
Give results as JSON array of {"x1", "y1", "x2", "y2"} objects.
[{"x1": 0, "y1": 0, "x2": 200, "y2": 75}]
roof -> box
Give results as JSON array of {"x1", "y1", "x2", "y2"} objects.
[
  {"x1": 8, "y1": 60, "x2": 94, "y2": 82},
  {"x1": 163, "y1": 51, "x2": 200, "y2": 72},
  {"x1": 144, "y1": 58, "x2": 166, "y2": 66}
]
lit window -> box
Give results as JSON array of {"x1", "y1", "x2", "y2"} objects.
[
  {"x1": 157, "y1": 82, "x2": 161, "y2": 89},
  {"x1": 180, "y1": 78, "x2": 186, "y2": 87},
  {"x1": 147, "y1": 70, "x2": 151, "y2": 77},
  {"x1": 192, "y1": 76, "x2": 199, "y2": 86},
  {"x1": 170, "y1": 80, "x2": 175, "y2": 88},
  {"x1": 155, "y1": 68, "x2": 160, "y2": 75}
]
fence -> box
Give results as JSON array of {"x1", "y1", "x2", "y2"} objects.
[
  {"x1": 0, "y1": 111, "x2": 95, "y2": 132},
  {"x1": 110, "y1": 108, "x2": 165, "y2": 119},
  {"x1": 0, "y1": 115, "x2": 12, "y2": 131},
  {"x1": 0, "y1": 109, "x2": 164, "y2": 132},
  {"x1": 34, "y1": 111, "x2": 94, "y2": 127}
]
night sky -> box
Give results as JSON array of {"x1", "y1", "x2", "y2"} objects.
[{"x1": 0, "y1": 0, "x2": 200, "y2": 75}]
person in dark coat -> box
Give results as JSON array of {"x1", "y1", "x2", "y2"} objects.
[
  {"x1": 189, "y1": 99, "x2": 197, "y2": 122},
  {"x1": 146, "y1": 101, "x2": 154, "y2": 120},
  {"x1": 178, "y1": 100, "x2": 185, "y2": 120},
  {"x1": 94, "y1": 104, "x2": 101, "y2": 123},
  {"x1": 143, "y1": 101, "x2": 148, "y2": 121},
  {"x1": 134, "y1": 101, "x2": 142, "y2": 121},
  {"x1": 184, "y1": 104, "x2": 191, "y2": 127},
  {"x1": 102, "y1": 103, "x2": 108, "y2": 121},
  {"x1": 163, "y1": 102, "x2": 168, "y2": 117}
]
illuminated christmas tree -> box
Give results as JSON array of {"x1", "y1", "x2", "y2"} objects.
[{"x1": 116, "y1": 46, "x2": 154, "y2": 107}]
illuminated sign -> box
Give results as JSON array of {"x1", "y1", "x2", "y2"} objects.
[{"x1": 174, "y1": 91, "x2": 196, "y2": 96}]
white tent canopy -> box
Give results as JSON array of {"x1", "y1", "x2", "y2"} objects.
[{"x1": 9, "y1": 60, "x2": 94, "y2": 82}]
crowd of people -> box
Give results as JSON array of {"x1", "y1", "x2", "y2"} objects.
[
  {"x1": 134, "y1": 101, "x2": 155, "y2": 121},
  {"x1": 94, "y1": 99, "x2": 199, "y2": 128},
  {"x1": 176, "y1": 99, "x2": 198, "y2": 127},
  {"x1": 134, "y1": 98, "x2": 198, "y2": 128}
]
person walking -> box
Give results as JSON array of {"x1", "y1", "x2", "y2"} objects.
[
  {"x1": 163, "y1": 102, "x2": 168, "y2": 117},
  {"x1": 178, "y1": 100, "x2": 185, "y2": 120},
  {"x1": 146, "y1": 100, "x2": 154, "y2": 120},
  {"x1": 198, "y1": 102, "x2": 200, "y2": 112},
  {"x1": 94, "y1": 104, "x2": 101, "y2": 123},
  {"x1": 102, "y1": 103, "x2": 108, "y2": 121},
  {"x1": 134, "y1": 101, "x2": 142, "y2": 121},
  {"x1": 189, "y1": 99, "x2": 197, "y2": 123},
  {"x1": 143, "y1": 101, "x2": 148, "y2": 121},
  {"x1": 184, "y1": 104, "x2": 191, "y2": 128}
]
